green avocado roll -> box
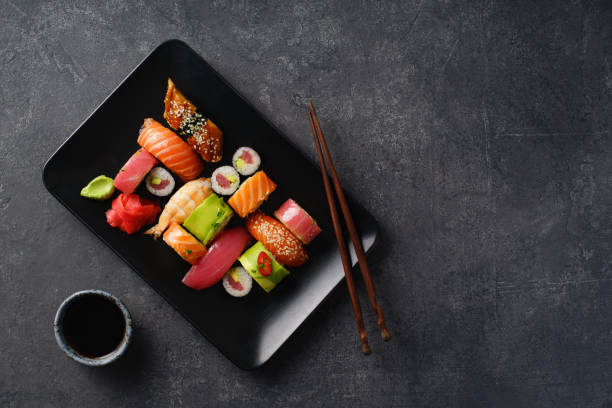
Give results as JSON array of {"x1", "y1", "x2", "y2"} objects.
[
  {"x1": 183, "y1": 193, "x2": 233, "y2": 245},
  {"x1": 239, "y1": 242, "x2": 290, "y2": 293}
]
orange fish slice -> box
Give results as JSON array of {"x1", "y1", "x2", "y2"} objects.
[
  {"x1": 163, "y1": 223, "x2": 207, "y2": 265},
  {"x1": 228, "y1": 170, "x2": 277, "y2": 218},
  {"x1": 137, "y1": 118, "x2": 204, "y2": 182}
]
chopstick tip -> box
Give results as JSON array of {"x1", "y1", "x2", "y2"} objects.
[{"x1": 381, "y1": 328, "x2": 391, "y2": 341}]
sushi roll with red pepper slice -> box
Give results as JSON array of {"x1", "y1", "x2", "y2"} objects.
[{"x1": 238, "y1": 242, "x2": 290, "y2": 293}]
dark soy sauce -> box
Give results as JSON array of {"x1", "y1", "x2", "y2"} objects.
[{"x1": 62, "y1": 295, "x2": 126, "y2": 358}]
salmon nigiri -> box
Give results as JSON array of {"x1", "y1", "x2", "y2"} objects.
[
  {"x1": 163, "y1": 223, "x2": 207, "y2": 265},
  {"x1": 137, "y1": 118, "x2": 204, "y2": 182},
  {"x1": 227, "y1": 170, "x2": 277, "y2": 218},
  {"x1": 145, "y1": 178, "x2": 212, "y2": 238}
]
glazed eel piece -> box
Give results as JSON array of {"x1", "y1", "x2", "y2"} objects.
[{"x1": 163, "y1": 78, "x2": 223, "y2": 163}]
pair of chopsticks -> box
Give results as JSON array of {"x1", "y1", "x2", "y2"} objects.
[{"x1": 307, "y1": 102, "x2": 390, "y2": 354}]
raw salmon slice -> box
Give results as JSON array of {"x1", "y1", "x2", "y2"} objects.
[
  {"x1": 163, "y1": 223, "x2": 207, "y2": 265},
  {"x1": 137, "y1": 118, "x2": 204, "y2": 182},
  {"x1": 227, "y1": 170, "x2": 276, "y2": 218}
]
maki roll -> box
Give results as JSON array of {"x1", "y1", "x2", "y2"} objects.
[
  {"x1": 238, "y1": 242, "x2": 290, "y2": 293},
  {"x1": 183, "y1": 193, "x2": 233, "y2": 246},
  {"x1": 232, "y1": 147, "x2": 261, "y2": 176},
  {"x1": 145, "y1": 167, "x2": 175, "y2": 197},
  {"x1": 222, "y1": 266, "x2": 253, "y2": 297},
  {"x1": 211, "y1": 166, "x2": 240, "y2": 196}
]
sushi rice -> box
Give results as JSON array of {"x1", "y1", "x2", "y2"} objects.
[
  {"x1": 146, "y1": 167, "x2": 175, "y2": 197},
  {"x1": 211, "y1": 166, "x2": 240, "y2": 195},
  {"x1": 222, "y1": 266, "x2": 253, "y2": 297},
  {"x1": 232, "y1": 147, "x2": 261, "y2": 176}
]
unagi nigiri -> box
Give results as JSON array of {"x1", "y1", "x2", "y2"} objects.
[
  {"x1": 137, "y1": 118, "x2": 204, "y2": 182},
  {"x1": 164, "y1": 78, "x2": 223, "y2": 163},
  {"x1": 145, "y1": 178, "x2": 212, "y2": 238},
  {"x1": 227, "y1": 170, "x2": 276, "y2": 218}
]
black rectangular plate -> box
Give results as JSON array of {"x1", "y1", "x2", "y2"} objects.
[{"x1": 43, "y1": 40, "x2": 377, "y2": 369}]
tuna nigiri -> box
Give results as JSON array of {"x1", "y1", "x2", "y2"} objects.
[
  {"x1": 164, "y1": 78, "x2": 223, "y2": 163},
  {"x1": 227, "y1": 170, "x2": 276, "y2": 218},
  {"x1": 163, "y1": 223, "x2": 207, "y2": 265},
  {"x1": 145, "y1": 178, "x2": 212, "y2": 238},
  {"x1": 137, "y1": 118, "x2": 204, "y2": 182},
  {"x1": 245, "y1": 212, "x2": 308, "y2": 267},
  {"x1": 182, "y1": 226, "x2": 252, "y2": 290},
  {"x1": 114, "y1": 148, "x2": 159, "y2": 194},
  {"x1": 274, "y1": 199, "x2": 321, "y2": 244}
]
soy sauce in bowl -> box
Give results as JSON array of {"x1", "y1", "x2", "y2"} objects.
[
  {"x1": 62, "y1": 295, "x2": 126, "y2": 357},
  {"x1": 54, "y1": 290, "x2": 132, "y2": 366}
]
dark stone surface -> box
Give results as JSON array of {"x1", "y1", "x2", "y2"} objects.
[{"x1": 1, "y1": 0, "x2": 611, "y2": 406}]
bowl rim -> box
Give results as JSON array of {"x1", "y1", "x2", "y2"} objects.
[{"x1": 54, "y1": 289, "x2": 132, "y2": 366}]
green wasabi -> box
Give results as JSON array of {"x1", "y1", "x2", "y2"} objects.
[{"x1": 80, "y1": 175, "x2": 115, "y2": 200}]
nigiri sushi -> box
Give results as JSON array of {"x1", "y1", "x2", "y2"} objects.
[
  {"x1": 114, "y1": 148, "x2": 159, "y2": 194},
  {"x1": 163, "y1": 223, "x2": 207, "y2": 265},
  {"x1": 145, "y1": 178, "x2": 212, "y2": 238},
  {"x1": 137, "y1": 118, "x2": 204, "y2": 182},
  {"x1": 227, "y1": 170, "x2": 276, "y2": 218},
  {"x1": 182, "y1": 226, "x2": 252, "y2": 290},
  {"x1": 164, "y1": 78, "x2": 223, "y2": 163},
  {"x1": 274, "y1": 199, "x2": 321, "y2": 244},
  {"x1": 245, "y1": 212, "x2": 308, "y2": 267}
]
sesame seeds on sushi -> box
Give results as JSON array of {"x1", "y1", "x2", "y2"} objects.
[
  {"x1": 232, "y1": 147, "x2": 260, "y2": 176},
  {"x1": 211, "y1": 166, "x2": 240, "y2": 196}
]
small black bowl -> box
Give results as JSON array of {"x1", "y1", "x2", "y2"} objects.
[{"x1": 54, "y1": 290, "x2": 132, "y2": 366}]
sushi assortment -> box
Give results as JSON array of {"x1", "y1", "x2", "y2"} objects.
[{"x1": 79, "y1": 78, "x2": 322, "y2": 299}]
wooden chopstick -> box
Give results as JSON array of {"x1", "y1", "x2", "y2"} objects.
[
  {"x1": 309, "y1": 102, "x2": 391, "y2": 343},
  {"x1": 308, "y1": 111, "x2": 371, "y2": 355}
]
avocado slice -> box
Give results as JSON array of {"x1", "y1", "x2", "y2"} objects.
[{"x1": 183, "y1": 193, "x2": 233, "y2": 245}]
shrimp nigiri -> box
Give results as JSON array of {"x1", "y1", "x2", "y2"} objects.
[{"x1": 145, "y1": 178, "x2": 212, "y2": 238}]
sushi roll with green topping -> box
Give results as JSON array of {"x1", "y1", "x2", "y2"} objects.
[
  {"x1": 232, "y1": 147, "x2": 261, "y2": 176},
  {"x1": 222, "y1": 266, "x2": 253, "y2": 297},
  {"x1": 145, "y1": 167, "x2": 175, "y2": 197},
  {"x1": 211, "y1": 166, "x2": 240, "y2": 196}
]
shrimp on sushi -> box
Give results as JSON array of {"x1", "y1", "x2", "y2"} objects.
[{"x1": 145, "y1": 178, "x2": 213, "y2": 238}]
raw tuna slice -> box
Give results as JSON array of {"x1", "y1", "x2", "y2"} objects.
[
  {"x1": 114, "y1": 148, "x2": 159, "y2": 194},
  {"x1": 274, "y1": 199, "x2": 322, "y2": 245},
  {"x1": 182, "y1": 226, "x2": 251, "y2": 290}
]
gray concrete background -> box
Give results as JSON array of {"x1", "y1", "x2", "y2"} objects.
[{"x1": 2, "y1": 0, "x2": 612, "y2": 407}]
